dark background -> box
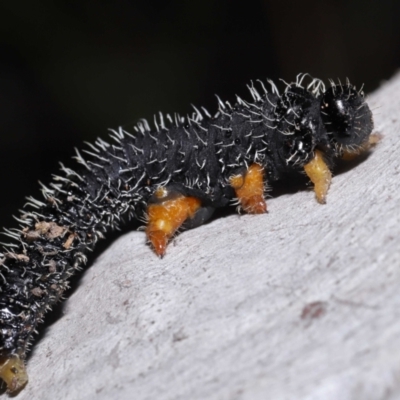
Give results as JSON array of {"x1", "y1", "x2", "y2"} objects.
[{"x1": 0, "y1": 0, "x2": 399, "y2": 230}]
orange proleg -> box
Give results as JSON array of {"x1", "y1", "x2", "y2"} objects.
[
  {"x1": 0, "y1": 354, "x2": 28, "y2": 393},
  {"x1": 230, "y1": 163, "x2": 267, "y2": 214},
  {"x1": 146, "y1": 191, "x2": 201, "y2": 257}
]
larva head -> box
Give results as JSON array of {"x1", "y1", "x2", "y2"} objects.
[{"x1": 320, "y1": 84, "x2": 373, "y2": 153}]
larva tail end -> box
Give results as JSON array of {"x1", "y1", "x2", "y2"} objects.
[{"x1": 0, "y1": 354, "x2": 28, "y2": 393}]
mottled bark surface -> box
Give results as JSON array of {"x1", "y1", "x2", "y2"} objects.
[{"x1": 15, "y1": 73, "x2": 400, "y2": 400}]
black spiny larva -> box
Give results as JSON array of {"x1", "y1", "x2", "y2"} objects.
[{"x1": 0, "y1": 74, "x2": 375, "y2": 392}]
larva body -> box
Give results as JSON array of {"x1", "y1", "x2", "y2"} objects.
[{"x1": 0, "y1": 75, "x2": 374, "y2": 391}]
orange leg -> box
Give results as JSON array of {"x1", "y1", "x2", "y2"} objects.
[
  {"x1": 342, "y1": 133, "x2": 382, "y2": 160},
  {"x1": 229, "y1": 163, "x2": 267, "y2": 214},
  {"x1": 146, "y1": 190, "x2": 201, "y2": 257},
  {"x1": 304, "y1": 149, "x2": 332, "y2": 204}
]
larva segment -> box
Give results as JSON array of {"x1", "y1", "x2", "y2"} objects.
[
  {"x1": 0, "y1": 354, "x2": 28, "y2": 393},
  {"x1": 146, "y1": 189, "x2": 202, "y2": 257},
  {"x1": 230, "y1": 163, "x2": 267, "y2": 214},
  {"x1": 304, "y1": 149, "x2": 332, "y2": 204}
]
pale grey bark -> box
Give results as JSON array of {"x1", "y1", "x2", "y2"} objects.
[{"x1": 16, "y1": 73, "x2": 400, "y2": 400}]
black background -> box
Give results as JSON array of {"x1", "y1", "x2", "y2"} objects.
[{"x1": 0, "y1": 0, "x2": 399, "y2": 229}]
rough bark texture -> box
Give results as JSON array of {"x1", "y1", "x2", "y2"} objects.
[{"x1": 14, "y1": 73, "x2": 400, "y2": 400}]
